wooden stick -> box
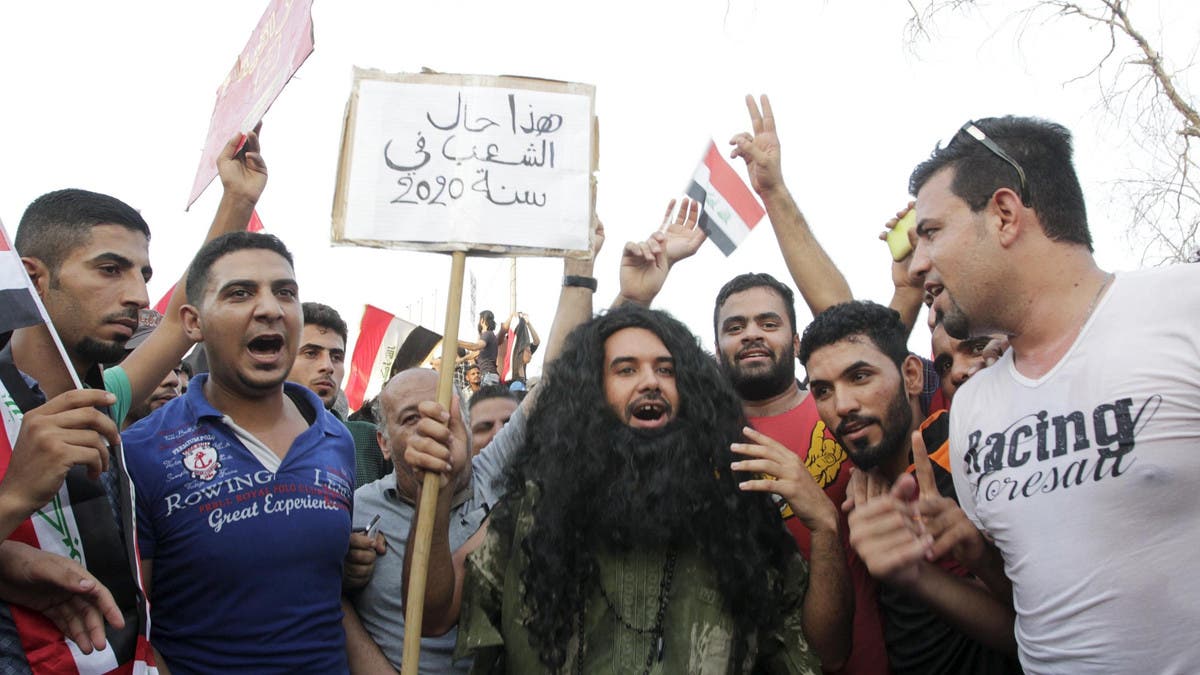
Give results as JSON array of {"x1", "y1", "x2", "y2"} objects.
[{"x1": 401, "y1": 250, "x2": 467, "y2": 675}]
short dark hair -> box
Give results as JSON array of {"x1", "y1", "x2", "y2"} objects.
[
  {"x1": 185, "y1": 231, "x2": 294, "y2": 304},
  {"x1": 15, "y1": 189, "x2": 151, "y2": 273},
  {"x1": 479, "y1": 310, "x2": 495, "y2": 332},
  {"x1": 302, "y1": 302, "x2": 348, "y2": 345},
  {"x1": 799, "y1": 301, "x2": 909, "y2": 369},
  {"x1": 468, "y1": 384, "x2": 519, "y2": 413},
  {"x1": 713, "y1": 273, "x2": 799, "y2": 337},
  {"x1": 909, "y1": 116, "x2": 1091, "y2": 250}
]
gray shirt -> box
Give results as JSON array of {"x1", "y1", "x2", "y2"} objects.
[{"x1": 351, "y1": 404, "x2": 525, "y2": 673}]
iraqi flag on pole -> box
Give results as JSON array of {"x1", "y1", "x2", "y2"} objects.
[
  {"x1": 0, "y1": 227, "x2": 42, "y2": 334},
  {"x1": 0, "y1": 220, "x2": 157, "y2": 674},
  {"x1": 685, "y1": 140, "x2": 766, "y2": 256},
  {"x1": 345, "y1": 305, "x2": 442, "y2": 410}
]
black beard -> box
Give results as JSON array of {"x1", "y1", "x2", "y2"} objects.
[
  {"x1": 938, "y1": 295, "x2": 973, "y2": 340},
  {"x1": 836, "y1": 384, "x2": 913, "y2": 472},
  {"x1": 77, "y1": 336, "x2": 128, "y2": 366},
  {"x1": 718, "y1": 343, "x2": 797, "y2": 401},
  {"x1": 590, "y1": 417, "x2": 724, "y2": 551}
]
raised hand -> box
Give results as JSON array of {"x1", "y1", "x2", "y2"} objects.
[
  {"x1": 657, "y1": 198, "x2": 706, "y2": 265},
  {"x1": 729, "y1": 94, "x2": 784, "y2": 197},
  {"x1": 880, "y1": 200, "x2": 923, "y2": 291},
  {"x1": 217, "y1": 122, "x2": 268, "y2": 208},
  {"x1": 845, "y1": 468, "x2": 929, "y2": 586},
  {"x1": 590, "y1": 215, "x2": 606, "y2": 259},
  {"x1": 732, "y1": 426, "x2": 838, "y2": 533},
  {"x1": 910, "y1": 430, "x2": 988, "y2": 570}
]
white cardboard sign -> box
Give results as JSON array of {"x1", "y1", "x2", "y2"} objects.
[{"x1": 332, "y1": 69, "x2": 596, "y2": 256}]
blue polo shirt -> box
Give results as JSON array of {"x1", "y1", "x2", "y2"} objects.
[{"x1": 123, "y1": 376, "x2": 354, "y2": 674}]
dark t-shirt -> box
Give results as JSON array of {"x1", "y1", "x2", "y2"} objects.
[
  {"x1": 476, "y1": 330, "x2": 498, "y2": 375},
  {"x1": 878, "y1": 411, "x2": 1023, "y2": 675},
  {"x1": 0, "y1": 343, "x2": 143, "y2": 673}
]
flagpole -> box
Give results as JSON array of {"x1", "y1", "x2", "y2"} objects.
[
  {"x1": 402, "y1": 249, "x2": 466, "y2": 675},
  {"x1": 33, "y1": 303, "x2": 83, "y2": 391},
  {"x1": 509, "y1": 256, "x2": 517, "y2": 317}
]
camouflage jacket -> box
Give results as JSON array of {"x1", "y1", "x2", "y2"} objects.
[{"x1": 455, "y1": 492, "x2": 821, "y2": 674}]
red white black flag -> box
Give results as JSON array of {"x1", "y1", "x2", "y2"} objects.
[
  {"x1": 686, "y1": 140, "x2": 766, "y2": 256},
  {"x1": 345, "y1": 305, "x2": 441, "y2": 410}
]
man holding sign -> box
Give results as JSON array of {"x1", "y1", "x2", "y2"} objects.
[{"x1": 789, "y1": 300, "x2": 1021, "y2": 673}]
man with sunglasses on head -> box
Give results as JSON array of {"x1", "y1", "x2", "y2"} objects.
[{"x1": 909, "y1": 117, "x2": 1200, "y2": 673}]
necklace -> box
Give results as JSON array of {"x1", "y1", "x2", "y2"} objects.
[{"x1": 575, "y1": 550, "x2": 677, "y2": 675}]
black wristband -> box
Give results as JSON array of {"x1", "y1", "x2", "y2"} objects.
[{"x1": 562, "y1": 275, "x2": 597, "y2": 291}]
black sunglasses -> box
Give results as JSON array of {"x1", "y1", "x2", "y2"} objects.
[{"x1": 958, "y1": 122, "x2": 1031, "y2": 206}]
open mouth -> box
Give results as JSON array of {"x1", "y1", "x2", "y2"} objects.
[
  {"x1": 737, "y1": 347, "x2": 773, "y2": 362},
  {"x1": 632, "y1": 401, "x2": 666, "y2": 421},
  {"x1": 628, "y1": 397, "x2": 671, "y2": 428},
  {"x1": 247, "y1": 334, "x2": 285, "y2": 359}
]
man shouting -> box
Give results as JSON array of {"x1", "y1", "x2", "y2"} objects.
[{"x1": 412, "y1": 305, "x2": 822, "y2": 673}]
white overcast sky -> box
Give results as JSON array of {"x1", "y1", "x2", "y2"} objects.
[{"x1": 1, "y1": 1, "x2": 1195, "y2": 380}]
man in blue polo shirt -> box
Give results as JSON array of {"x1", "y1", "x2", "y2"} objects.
[{"x1": 123, "y1": 232, "x2": 354, "y2": 673}]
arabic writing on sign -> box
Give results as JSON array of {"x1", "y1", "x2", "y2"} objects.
[
  {"x1": 339, "y1": 76, "x2": 593, "y2": 252},
  {"x1": 382, "y1": 91, "x2": 566, "y2": 208}
]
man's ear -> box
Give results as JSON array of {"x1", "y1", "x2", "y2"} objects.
[
  {"x1": 21, "y1": 257, "x2": 50, "y2": 298},
  {"x1": 992, "y1": 187, "x2": 1025, "y2": 248},
  {"x1": 180, "y1": 304, "x2": 204, "y2": 342},
  {"x1": 376, "y1": 429, "x2": 392, "y2": 462},
  {"x1": 902, "y1": 354, "x2": 924, "y2": 396}
]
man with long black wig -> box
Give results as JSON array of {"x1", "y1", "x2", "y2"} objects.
[{"x1": 449, "y1": 305, "x2": 821, "y2": 673}]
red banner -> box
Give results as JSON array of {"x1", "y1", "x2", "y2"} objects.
[{"x1": 187, "y1": 0, "x2": 315, "y2": 207}]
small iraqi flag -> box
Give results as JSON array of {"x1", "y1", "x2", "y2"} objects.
[
  {"x1": 0, "y1": 222, "x2": 43, "y2": 334},
  {"x1": 685, "y1": 140, "x2": 766, "y2": 256},
  {"x1": 345, "y1": 305, "x2": 441, "y2": 410}
]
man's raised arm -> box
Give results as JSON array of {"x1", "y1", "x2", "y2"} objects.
[
  {"x1": 119, "y1": 126, "x2": 267, "y2": 408},
  {"x1": 611, "y1": 198, "x2": 705, "y2": 309},
  {"x1": 730, "y1": 95, "x2": 852, "y2": 316}
]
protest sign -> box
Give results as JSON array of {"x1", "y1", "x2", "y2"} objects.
[
  {"x1": 332, "y1": 69, "x2": 596, "y2": 256},
  {"x1": 187, "y1": 0, "x2": 314, "y2": 208}
]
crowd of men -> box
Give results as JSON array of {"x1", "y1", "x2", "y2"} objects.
[{"x1": 0, "y1": 93, "x2": 1195, "y2": 675}]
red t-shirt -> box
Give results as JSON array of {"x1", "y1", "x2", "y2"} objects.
[{"x1": 750, "y1": 394, "x2": 891, "y2": 675}]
